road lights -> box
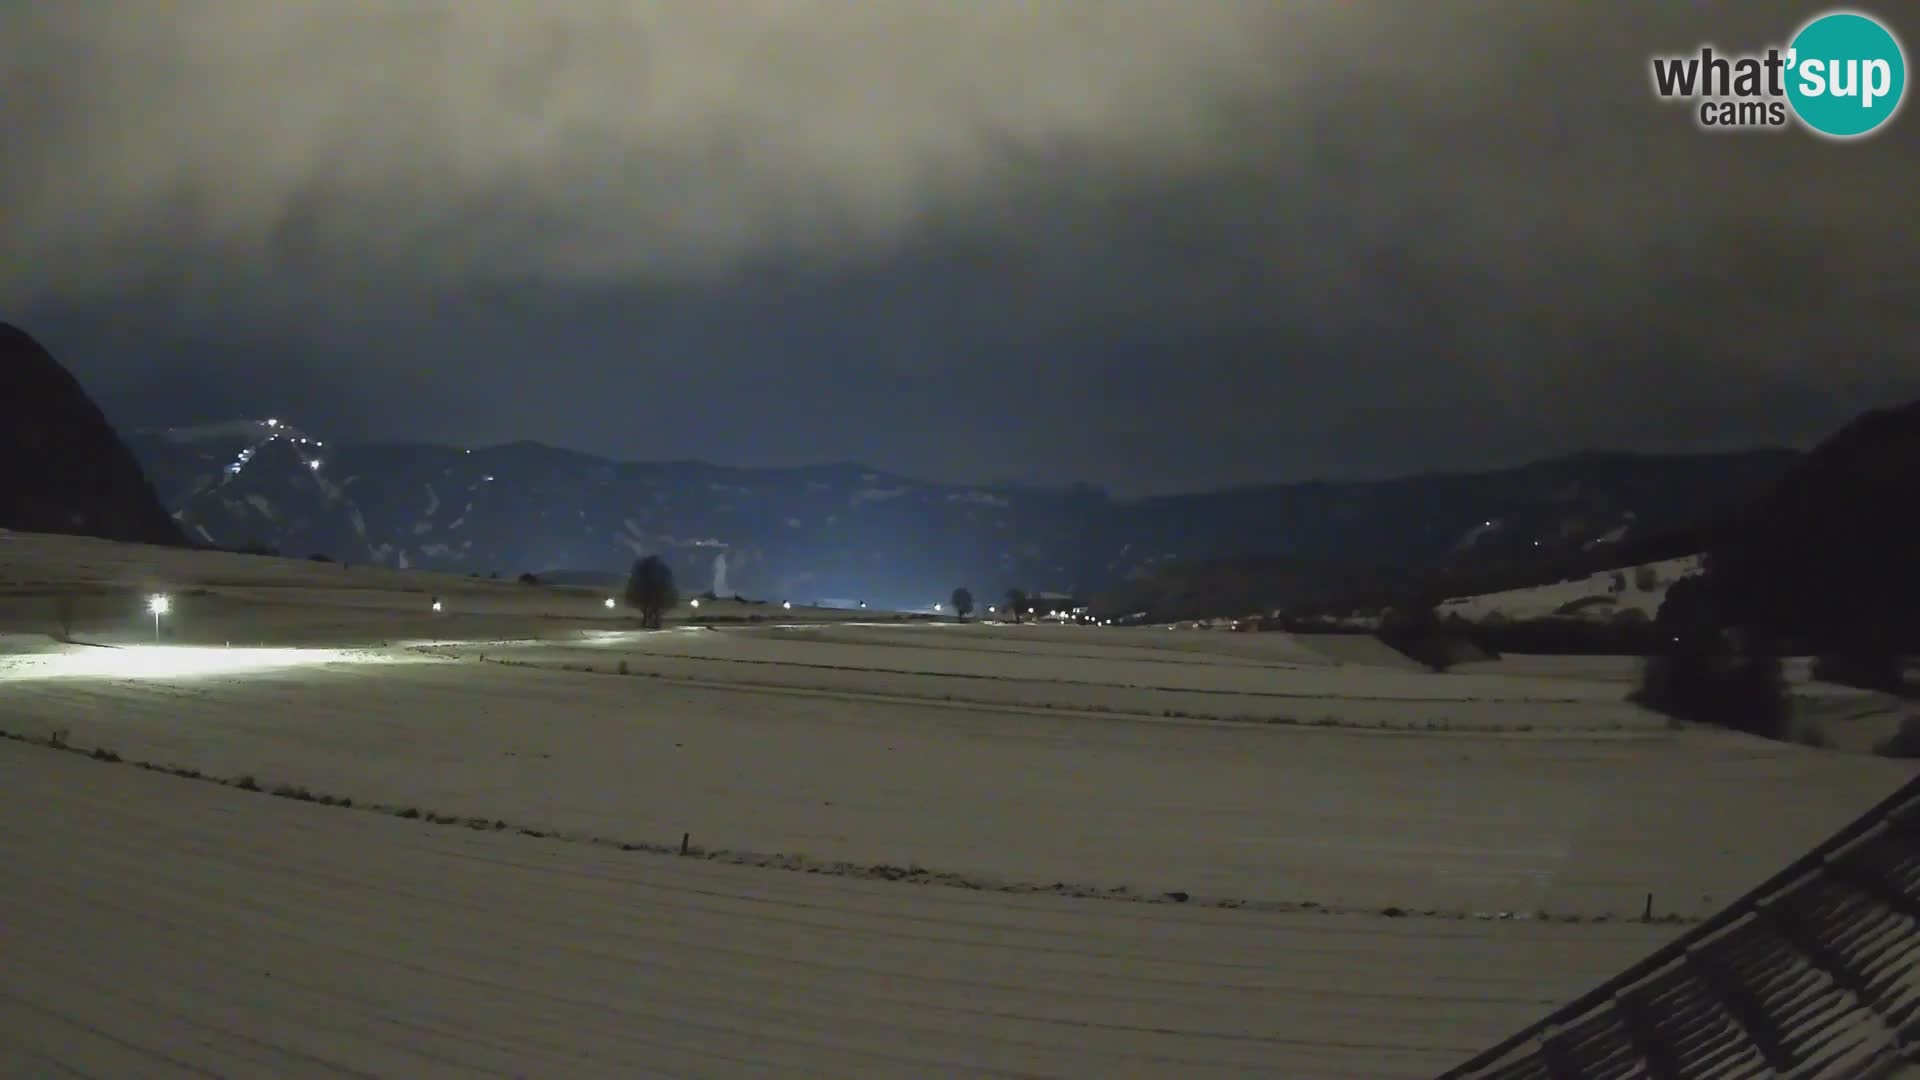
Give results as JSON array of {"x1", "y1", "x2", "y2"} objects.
[
  {"x1": 147, "y1": 594, "x2": 171, "y2": 641},
  {"x1": 604, "y1": 598, "x2": 616, "y2": 609}
]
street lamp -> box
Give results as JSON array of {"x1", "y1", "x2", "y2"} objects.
[
  {"x1": 147, "y1": 594, "x2": 171, "y2": 641},
  {"x1": 690, "y1": 598, "x2": 701, "y2": 609},
  {"x1": 783, "y1": 601, "x2": 793, "y2": 610},
  {"x1": 431, "y1": 598, "x2": 443, "y2": 613},
  {"x1": 604, "y1": 598, "x2": 616, "y2": 609}
]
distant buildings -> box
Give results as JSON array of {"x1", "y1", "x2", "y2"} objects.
[{"x1": 1028, "y1": 591, "x2": 1087, "y2": 620}]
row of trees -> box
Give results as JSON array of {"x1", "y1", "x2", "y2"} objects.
[
  {"x1": 941, "y1": 587, "x2": 1067, "y2": 624},
  {"x1": 945, "y1": 587, "x2": 1045, "y2": 624}
]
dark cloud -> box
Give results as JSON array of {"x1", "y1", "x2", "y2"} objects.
[{"x1": 4, "y1": 2, "x2": 1916, "y2": 494}]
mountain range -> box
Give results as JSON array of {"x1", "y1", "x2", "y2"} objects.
[
  {"x1": 12, "y1": 320, "x2": 1895, "y2": 619},
  {"x1": 121, "y1": 419, "x2": 1796, "y2": 611}
]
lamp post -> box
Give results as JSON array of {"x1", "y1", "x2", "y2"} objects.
[{"x1": 147, "y1": 594, "x2": 171, "y2": 642}]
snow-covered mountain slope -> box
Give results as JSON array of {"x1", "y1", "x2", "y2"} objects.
[{"x1": 1439, "y1": 555, "x2": 1704, "y2": 623}]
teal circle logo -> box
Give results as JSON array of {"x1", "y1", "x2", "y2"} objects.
[{"x1": 1786, "y1": 11, "x2": 1907, "y2": 138}]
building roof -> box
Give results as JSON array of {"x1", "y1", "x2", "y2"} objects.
[{"x1": 1441, "y1": 771, "x2": 1920, "y2": 1079}]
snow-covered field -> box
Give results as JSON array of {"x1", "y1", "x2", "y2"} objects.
[
  {"x1": 1439, "y1": 554, "x2": 1704, "y2": 623},
  {"x1": 2, "y1": 530, "x2": 1912, "y2": 1076}
]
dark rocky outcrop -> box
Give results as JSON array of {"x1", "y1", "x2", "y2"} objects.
[{"x1": 0, "y1": 323, "x2": 187, "y2": 546}]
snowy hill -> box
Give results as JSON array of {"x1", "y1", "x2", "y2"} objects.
[{"x1": 1439, "y1": 555, "x2": 1704, "y2": 624}]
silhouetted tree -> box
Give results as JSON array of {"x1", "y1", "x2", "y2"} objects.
[
  {"x1": 625, "y1": 555, "x2": 678, "y2": 630},
  {"x1": 517, "y1": 572, "x2": 541, "y2": 585},
  {"x1": 950, "y1": 587, "x2": 974, "y2": 623},
  {"x1": 1635, "y1": 574, "x2": 1721, "y2": 723},
  {"x1": 1634, "y1": 575, "x2": 1788, "y2": 737},
  {"x1": 1634, "y1": 565, "x2": 1659, "y2": 591},
  {"x1": 1378, "y1": 594, "x2": 1453, "y2": 672},
  {"x1": 1005, "y1": 588, "x2": 1029, "y2": 624}
]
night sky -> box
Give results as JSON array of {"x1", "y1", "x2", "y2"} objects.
[{"x1": 4, "y1": 2, "x2": 1915, "y2": 495}]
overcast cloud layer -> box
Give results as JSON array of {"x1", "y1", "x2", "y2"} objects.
[{"x1": 4, "y1": 1, "x2": 1916, "y2": 494}]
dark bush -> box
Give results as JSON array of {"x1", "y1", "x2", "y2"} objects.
[
  {"x1": 517, "y1": 572, "x2": 542, "y2": 585},
  {"x1": 1378, "y1": 598, "x2": 1456, "y2": 672},
  {"x1": 1876, "y1": 716, "x2": 1920, "y2": 759},
  {"x1": 1632, "y1": 625, "x2": 1789, "y2": 740}
]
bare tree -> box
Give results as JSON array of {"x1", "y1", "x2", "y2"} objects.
[
  {"x1": 1004, "y1": 588, "x2": 1028, "y2": 624},
  {"x1": 950, "y1": 587, "x2": 974, "y2": 623}
]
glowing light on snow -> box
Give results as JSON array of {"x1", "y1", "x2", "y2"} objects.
[
  {"x1": 147, "y1": 594, "x2": 171, "y2": 616},
  {"x1": 0, "y1": 645, "x2": 386, "y2": 682}
]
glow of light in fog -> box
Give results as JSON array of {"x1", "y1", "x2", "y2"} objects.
[{"x1": 0, "y1": 645, "x2": 388, "y2": 681}]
